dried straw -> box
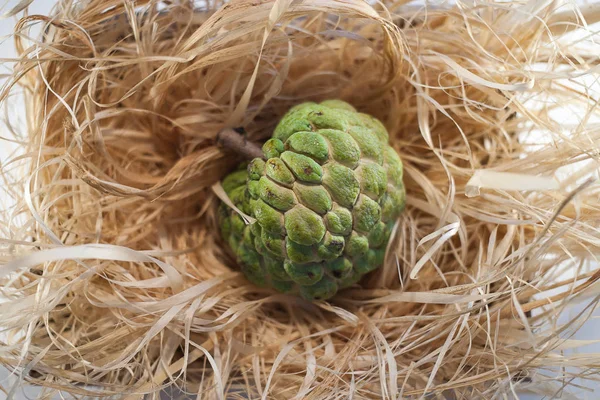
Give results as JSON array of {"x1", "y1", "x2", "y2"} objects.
[{"x1": 1, "y1": 0, "x2": 600, "y2": 398}]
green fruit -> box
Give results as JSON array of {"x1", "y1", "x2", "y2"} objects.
[
  {"x1": 284, "y1": 260, "x2": 323, "y2": 285},
  {"x1": 262, "y1": 138, "x2": 284, "y2": 159},
  {"x1": 324, "y1": 205, "x2": 353, "y2": 235},
  {"x1": 317, "y1": 233, "x2": 345, "y2": 260},
  {"x1": 265, "y1": 158, "x2": 295, "y2": 186},
  {"x1": 247, "y1": 159, "x2": 265, "y2": 181},
  {"x1": 258, "y1": 177, "x2": 296, "y2": 211},
  {"x1": 300, "y1": 276, "x2": 338, "y2": 301},
  {"x1": 353, "y1": 195, "x2": 381, "y2": 233},
  {"x1": 219, "y1": 100, "x2": 405, "y2": 300},
  {"x1": 322, "y1": 163, "x2": 360, "y2": 208},
  {"x1": 326, "y1": 257, "x2": 353, "y2": 279},
  {"x1": 281, "y1": 151, "x2": 323, "y2": 183},
  {"x1": 345, "y1": 231, "x2": 370, "y2": 258},
  {"x1": 286, "y1": 132, "x2": 329, "y2": 163},
  {"x1": 293, "y1": 183, "x2": 332, "y2": 214}
]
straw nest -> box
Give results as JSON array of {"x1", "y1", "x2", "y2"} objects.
[{"x1": 1, "y1": 0, "x2": 600, "y2": 398}]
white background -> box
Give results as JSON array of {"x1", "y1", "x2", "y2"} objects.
[{"x1": 0, "y1": 1, "x2": 598, "y2": 399}]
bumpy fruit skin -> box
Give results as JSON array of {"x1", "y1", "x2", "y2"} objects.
[{"x1": 219, "y1": 100, "x2": 405, "y2": 300}]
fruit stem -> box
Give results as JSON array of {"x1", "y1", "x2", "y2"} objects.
[{"x1": 217, "y1": 128, "x2": 265, "y2": 160}]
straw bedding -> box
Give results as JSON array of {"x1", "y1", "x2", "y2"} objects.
[{"x1": 1, "y1": 0, "x2": 600, "y2": 398}]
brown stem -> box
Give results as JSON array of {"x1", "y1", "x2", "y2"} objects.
[{"x1": 216, "y1": 128, "x2": 265, "y2": 160}]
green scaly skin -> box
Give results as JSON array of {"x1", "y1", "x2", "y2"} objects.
[{"x1": 219, "y1": 100, "x2": 405, "y2": 301}]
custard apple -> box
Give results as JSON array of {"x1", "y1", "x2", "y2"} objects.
[{"x1": 219, "y1": 100, "x2": 405, "y2": 300}]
